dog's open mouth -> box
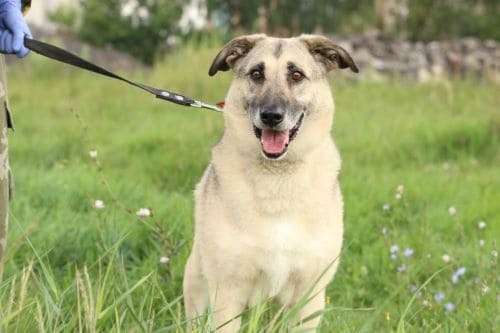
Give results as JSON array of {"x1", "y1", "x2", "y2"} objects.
[{"x1": 254, "y1": 114, "x2": 304, "y2": 159}]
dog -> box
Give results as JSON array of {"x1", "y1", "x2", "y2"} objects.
[{"x1": 183, "y1": 34, "x2": 358, "y2": 332}]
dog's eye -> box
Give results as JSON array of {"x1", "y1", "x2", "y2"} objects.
[
  {"x1": 250, "y1": 70, "x2": 264, "y2": 82},
  {"x1": 291, "y1": 71, "x2": 304, "y2": 82}
]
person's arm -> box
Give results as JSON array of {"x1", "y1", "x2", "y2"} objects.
[{"x1": 0, "y1": 0, "x2": 32, "y2": 58}]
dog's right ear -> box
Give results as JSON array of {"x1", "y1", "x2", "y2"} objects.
[{"x1": 208, "y1": 34, "x2": 265, "y2": 76}]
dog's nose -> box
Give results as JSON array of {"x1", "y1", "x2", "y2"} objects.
[{"x1": 260, "y1": 107, "x2": 284, "y2": 127}]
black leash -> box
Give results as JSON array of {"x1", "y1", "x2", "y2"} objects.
[{"x1": 24, "y1": 37, "x2": 222, "y2": 113}]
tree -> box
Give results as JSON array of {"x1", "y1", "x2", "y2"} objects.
[
  {"x1": 77, "y1": 0, "x2": 182, "y2": 65},
  {"x1": 405, "y1": 0, "x2": 500, "y2": 41},
  {"x1": 206, "y1": 0, "x2": 376, "y2": 36}
]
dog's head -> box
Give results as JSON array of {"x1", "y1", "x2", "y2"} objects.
[{"x1": 209, "y1": 34, "x2": 358, "y2": 161}]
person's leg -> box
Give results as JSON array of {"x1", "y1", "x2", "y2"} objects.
[{"x1": 0, "y1": 54, "x2": 10, "y2": 281}]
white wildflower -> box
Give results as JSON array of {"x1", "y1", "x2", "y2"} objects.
[
  {"x1": 395, "y1": 193, "x2": 402, "y2": 200},
  {"x1": 403, "y1": 248, "x2": 414, "y2": 258},
  {"x1": 409, "y1": 285, "x2": 422, "y2": 298},
  {"x1": 448, "y1": 206, "x2": 457, "y2": 216},
  {"x1": 434, "y1": 292, "x2": 445, "y2": 303},
  {"x1": 396, "y1": 184, "x2": 404, "y2": 194},
  {"x1": 451, "y1": 267, "x2": 466, "y2": 284},
  {"x1": 444, "y1": 302, "x2": 455, "y2": 312},
  {"x1": 136, "y1": 208, "x2": 151, "y2": 218},
  {"x1": 491, "y1": 250, "x2": 498, "y2": 258},
  {"x1": 390, "y1": 253, "x2": 397, "y2": 260},
  {"x1": 89, "y1": 149, "x2": 98, "y2": 159},
  {"x1": 479, "y1": 239, "x2": 485, "y2": 247},
  {"x1": 478, "y1": 221, "x2": 486, "y2": 229},
  {"x1": 390, "y1": 245, "x2": 399, "y2": 254},
  {"x1": 397, "y1": 264, "x2": 407, "y2": 273},
  {"x1": 481, "y1": 284, "x2": 490, "y2": 295},
  {"x1": 93, "y1": 200, "x2": 105, "y2": 209},
  {"x1": 442, "y1": 254, "x2": 451, "y2": 263},
  {"x1": 382, "y1": 227, "x2": 388, "y2": 236},
  {"x1": 159, "y1": 256, "x2": 170, "y2": 264},
  {"x1": 383, "y1": 203, "x2": 391, "y2": 211}
]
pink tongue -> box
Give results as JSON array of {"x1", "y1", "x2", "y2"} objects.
[{"x1": 260, "y1": 129, "x2": 290, "y2": 155}]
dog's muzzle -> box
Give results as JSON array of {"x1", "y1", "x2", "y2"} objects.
[{"x1": 254, "y1": 113, "x2": 304, "y2": 160}]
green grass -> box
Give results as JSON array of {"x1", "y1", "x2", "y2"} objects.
[{"x1": 0, "y1": 45, "x2": 498, "y2": 332}]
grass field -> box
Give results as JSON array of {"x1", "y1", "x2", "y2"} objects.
[{"x1": 0, "y1": 45, "x2": 498, "y2": 332}]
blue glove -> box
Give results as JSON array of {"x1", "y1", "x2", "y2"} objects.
[{"x1": 0, "y1": 0, "x2": 31, "y2": 58}]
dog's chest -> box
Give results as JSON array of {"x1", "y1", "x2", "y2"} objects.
[
  {"x1": 250, "y1": 217, "x2": 329, "y2": 299},
  {"x1": 223, "y1": 161, "x2": 342, "y2": 300},
  {"x1": 251, "y1": 171, "x2": 315, "y2": 216}
]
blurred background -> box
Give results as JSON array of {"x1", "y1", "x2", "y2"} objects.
[
  {"x1": 23, "y1": 0, "x2": 500, "y2": 81},
  {"x1": 1, "y1": 1, "x2": 498, "y2": 331}
]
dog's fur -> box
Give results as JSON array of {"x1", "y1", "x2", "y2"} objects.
[{"x1": 183, "y1": 34, "x2": 358, "y2": 332}]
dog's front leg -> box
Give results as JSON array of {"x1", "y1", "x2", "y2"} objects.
[
  {"x1": 295, "y1": 290, "x2": 325, "y2": 332},
  {"x1": 209, "y1": 282, "x2": 247, "y2": 333},
  {"x1": 183, "y1": 253, "x2": 209, "y2": 330}
]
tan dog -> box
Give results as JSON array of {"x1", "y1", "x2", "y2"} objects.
[{"x1": 183, "y1": 34, "x2": 358, "y2": 332}]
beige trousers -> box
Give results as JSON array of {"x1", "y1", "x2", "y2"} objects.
[{"x1": 0, "y1": 55, "x2": 12, "y2": 281}]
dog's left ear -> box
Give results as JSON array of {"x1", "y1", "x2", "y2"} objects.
[
  {"x1": 209, "y1": 34, "x2": 266, "y2": 76},
  {"x1": 300, "y1": 35, "x2": 359, "y2": 73}
]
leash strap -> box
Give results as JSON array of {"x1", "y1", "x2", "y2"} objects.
[{"x1": 24, "y1": 37, "x2": 222, "y2": 112}]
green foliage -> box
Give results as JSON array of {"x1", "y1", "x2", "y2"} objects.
[
  {"x1": 50, "y1": 1, "x2": 498, "y2": 65},
  {"x1": 48, "y1": 5, "x2": 79, "y2": 29},
  {"x1": 406, "y1": 0, "x2": 500, "y2": 41},
  {"x1": 77, "y1": 0, "x2": 182, "y2": 64},
  {"x1": 206, "y1": 0, "x2": 499, "y2": 40},
  {"x1": 206, "y1": 0, "x2": 375, "y2": 35},
  {"x1": 1, "y1": 45, "x2": 498, "y2": 331}
]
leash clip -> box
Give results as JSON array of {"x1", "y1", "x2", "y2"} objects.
[{"x1": 191, "y1": 100, "x2": 223, "y2": 113}]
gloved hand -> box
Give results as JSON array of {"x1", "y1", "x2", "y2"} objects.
[{"x1": 0, "y1": 0, "x2": 31, "y2": 58}]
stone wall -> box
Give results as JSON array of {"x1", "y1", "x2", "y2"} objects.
[{"x1": 336, "y1": 33, "x2": 499, "y2": 82}]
